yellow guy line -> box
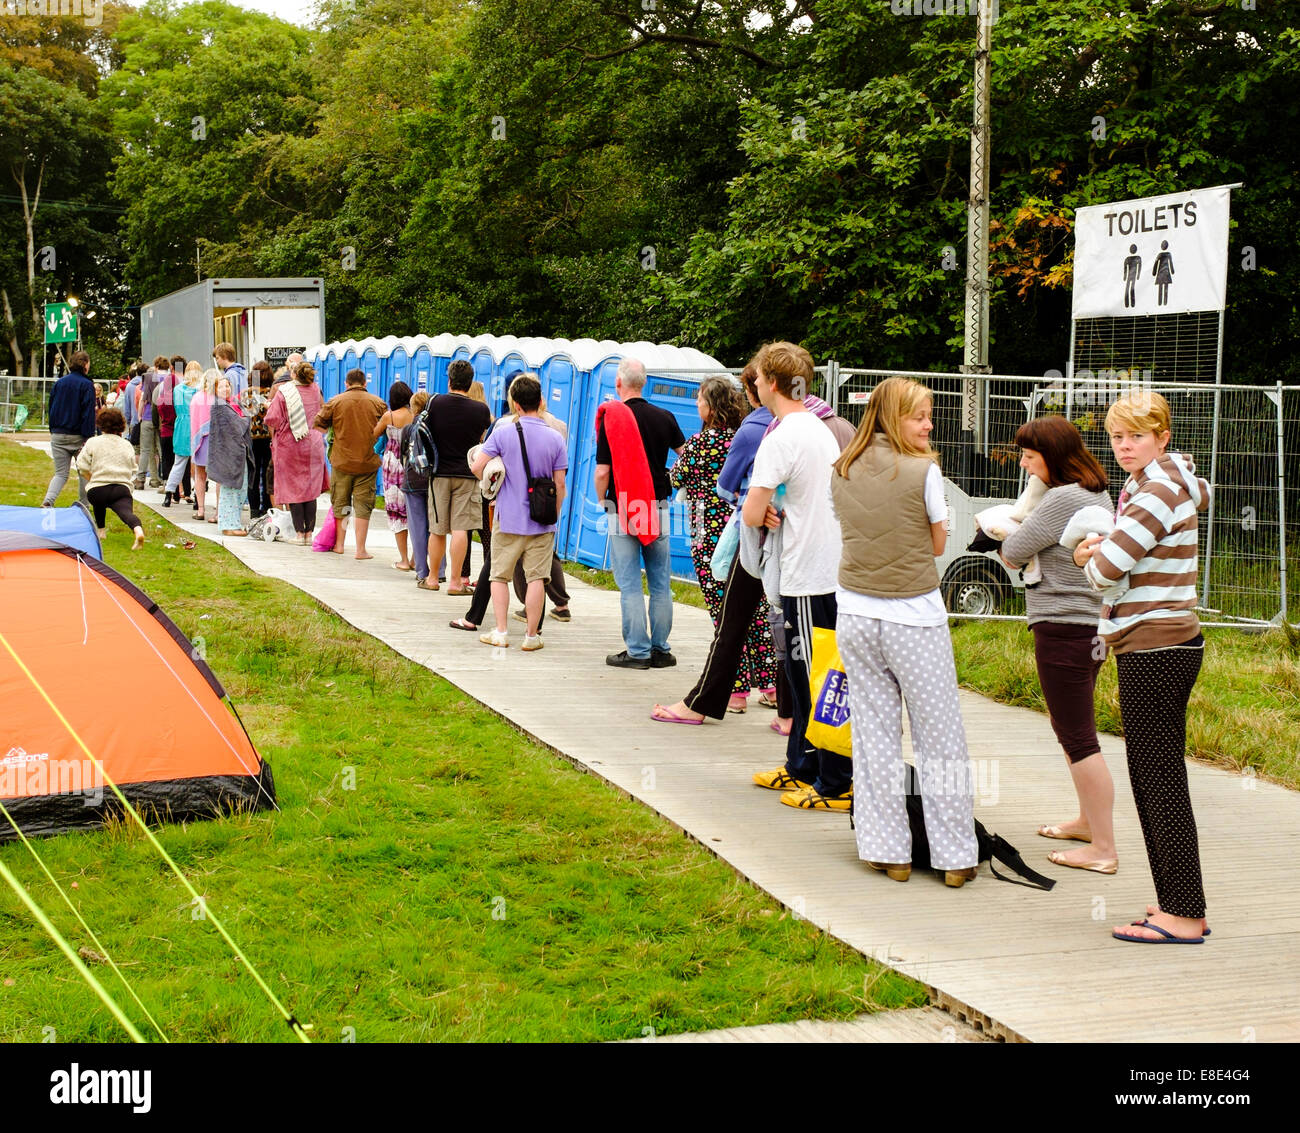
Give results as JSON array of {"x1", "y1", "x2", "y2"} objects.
[{"x1": 0, "y1": 629, "x2": 310, "y2": 1043}]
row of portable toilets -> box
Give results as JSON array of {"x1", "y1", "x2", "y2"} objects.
[{"x1": 304, "y1": 334, "x2": 727, "y2": 580}]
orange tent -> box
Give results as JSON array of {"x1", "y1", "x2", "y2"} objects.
[{"x1": 0, "y1": 531, "x2": 275, "y2": 839}]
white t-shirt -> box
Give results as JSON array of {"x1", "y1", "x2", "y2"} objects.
[
  {"x1": 836, "y1": 463, "x2": 949, "y2": 627},
  {"x1": 749, "y1": 411, "x2": 842, "y2": 597}
]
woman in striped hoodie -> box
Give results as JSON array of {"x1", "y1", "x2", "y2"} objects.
[{"x1": 1074, "y1": 391, "x2": 1211, "y2": 944}]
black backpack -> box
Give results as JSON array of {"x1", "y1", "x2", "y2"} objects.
[
  {"x1": 402, "y1": 408, "x2": 438, "y2": 488},
  {"x1": 854, "y1": 765, "x2": 1056, "y2": 891}
]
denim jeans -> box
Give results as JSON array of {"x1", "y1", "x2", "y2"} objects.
[
  {"x1": 403, "y1": 489, "x2": 430, "y2": 581},
  {"x1": 608, "y1": 502, "x2": 672, "y2": 659},
  {"x1": 44, "y1": 433, "x2": 88, "y2": 507}
]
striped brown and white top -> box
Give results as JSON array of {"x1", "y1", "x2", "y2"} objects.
[{"x1": 1083, "y1": 451, "x2": 1210, "y2": 654}]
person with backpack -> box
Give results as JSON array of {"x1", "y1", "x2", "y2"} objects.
[
  {"x1": 830, "y1": 377, "x2": 979, "y2": 888},
  {"x1": 264, "y1": 361, "x2": 329, "y2": 544},
  {"x1": 401, "y1": 391, "x2": 434, "y2": 587}
]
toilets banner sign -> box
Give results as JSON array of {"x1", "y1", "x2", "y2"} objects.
[{"x1": 1071, "y1": 186, "x2": 1232, "y2": 319}]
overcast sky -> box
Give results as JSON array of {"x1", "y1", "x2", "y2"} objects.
[{"x1": 230, "y1": 0, "x2": 319, "y2": 28}]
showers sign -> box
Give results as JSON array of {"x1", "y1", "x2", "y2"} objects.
[{"x1": 1071, "y1": 186, "x2": 1232, "y2": 319}]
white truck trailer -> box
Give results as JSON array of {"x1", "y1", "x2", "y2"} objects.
[{"x1": 140, "y1": 277, "x2": 325, "y2": 371}]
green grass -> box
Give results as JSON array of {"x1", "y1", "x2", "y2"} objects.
[
  {"x1": 949, "y1": 619, "x2": 1300, "y2": 790},
  {"x1": 0, "y1": 437, "x2": 921, "y2": 1042},
  {"x1": 561, "y1": 561, "x2": 708, "y2": 610}
]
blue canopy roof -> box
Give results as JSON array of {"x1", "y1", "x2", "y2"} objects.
[{"x1": 0, "y1": 504, "x2": 102, "y2": 558}]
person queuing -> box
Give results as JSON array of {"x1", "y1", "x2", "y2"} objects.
[
  {"x1": 264, "y1": 361, "x2": 330, "y2": 544},
  {"x1": 596, "y1": 358, "x2": 685, "y2": 669},
  {"x1": 402, "y1": 391, "x2": 433, "y2": 587},
  {"x1": 427, "y1": 360, "x2": 491, "y2": 592},
  {"x1": 41, "y1": 350, "x2": 96, "y2": 508},
  {"x1": 209, "y1": 374, "x2": 253, "y2": 537},
  {"x1": 651, "y1": 362, "x2": 786, "y2": 731},
  {"x1": 830, "y1": 377, "x2": 979, "y2": 886},
  {"x1": 163, "y1": 361, "x2": 201, "y2": 507},
  {"x1": 73, "y1": 407, "x2": 146, "y2": 550},
  {"x1": 245, "y1": 361, "x2": 275, "y2": 520},
  {"x1": 153, "y1": 354, "x2": 185, "y2": 491},
  {"x1": 372, "y1": 381, "x2": 416, "y2": 571},
  {"x1": 133, "y1": 356, "x2": 168, "y2": 489},
  {"x1": 1000, "y1": 416, "x2": 1116, "y2": 875},
  {"x1": 1075, "y1": 391, "x2": 1212, "y2": 945},
  {"x1": 744, "y1": 342, "x2": 850, "y2": 812},
  {"x1": 314, "y1": 368, "x2": 387, "y2": 558},
  {"x1": 469, "y1": 374, "x2": 568, "y2": 651}
]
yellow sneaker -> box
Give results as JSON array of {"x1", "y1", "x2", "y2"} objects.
[
  {"x1": 780, "y1": 786, "x2": 853, "y2": 812},
  {"x1": 752, "y1": 767, "x2": 812, "y2": 792}
]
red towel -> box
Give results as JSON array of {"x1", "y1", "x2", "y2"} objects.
[{"x1": 596, "y1": 400, "x2": 660, "y2": 546}]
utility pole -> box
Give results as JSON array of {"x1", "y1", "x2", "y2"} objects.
[{"x1": 959, "y1": 0, "x2": 995, "y2": 493}]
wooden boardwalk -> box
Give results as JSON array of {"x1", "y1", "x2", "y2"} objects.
[{"x1": 112, "y1": 477, "x2": 1300, "y2": 1042}]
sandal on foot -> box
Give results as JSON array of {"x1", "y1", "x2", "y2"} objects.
[
  {"x1": 650, "y1": 705, "x2": 704, "y2": 725},
  {"x1": 1047, "y1": 851, "x2": 1117, "y2": 875},
  {"x1": 727, "y1": 694, "x2": 748, "y2": 714},
  {"x1": 417, "y1": 578, "x2": 440, "y2": 591},
  {"x1": 756, "y1": 691, "x2": 778, "y2": 709},
  {"x1": 1146, "y1": 907, "x2": 1211, "y2": 935},
  {"x1": 1037, "y1": 824, "x2": 1092, "y2": 843},
  {"x1": 1112, "y1": 922, "x2": 1204, "y2": 944},
  {"x1": 769, "y1": 720, "x2": 791, "y2": 737},
  {"x1": 448, "y1": 618, "x2": 478, "y2": 631}
]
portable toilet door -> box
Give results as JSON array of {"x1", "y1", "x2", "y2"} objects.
[
  {"x1": 411, "y1": 342, "x2": 433, "y2": 395},
  {"x1": 496, "y1": 350, "x2": 528, "y2": 414},
  {"x1": 388, "y1": 343, "x2": 410, "y2": 392},
  {"x1": 564, "y1": 357, "x2": 623, "y2": 569},
  {"x1": 639, "y1": 367, "x2": 705, "y2": 581},
  {"x1": 360, "y1": 344, "x2": 383, "y2": 401},
  {"x1": 538, "y1": 352, "x2": 583, "y2": 557},
  {"x1": 340, "y1": 344, "x2": 360, "y2": 393},
  {"x1": 321, "y1": 349, "x2": 342, "y2": 399},
  {"x1": 468, "y1": 349, "x2": 497, "y2": 414}
]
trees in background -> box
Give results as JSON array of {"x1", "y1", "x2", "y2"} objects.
[{"x1": 4, "y1": 0, "x2": 1293, "y2": 378}]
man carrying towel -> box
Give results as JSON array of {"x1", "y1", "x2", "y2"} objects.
[{"x1": 595, "y1": 358, "x2": 685, "y2": 669}]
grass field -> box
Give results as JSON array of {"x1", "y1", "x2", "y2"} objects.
[{"x1": 0, "y1": 437, "x2": 922, "y2": 1042}]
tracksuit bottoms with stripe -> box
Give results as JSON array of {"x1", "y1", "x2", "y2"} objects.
[{"x1": 782, "y1": 593, "x2": 852, "y2": 797}]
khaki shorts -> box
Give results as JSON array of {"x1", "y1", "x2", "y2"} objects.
[
  {"x1": 429, "y1": 476, "x2": 482, "y2": 535},
  {"x1": 330, "y1": 471, "x2": 377, "y2": 519},
  {"x1": 491, "y1": 530, "x2": 556, "y2": 584}
]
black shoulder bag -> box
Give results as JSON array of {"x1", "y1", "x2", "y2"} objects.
[{"x1": 516, "y1": 420, "x2": 558, "y2": 525}]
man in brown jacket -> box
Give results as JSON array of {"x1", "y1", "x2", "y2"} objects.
[{"x1": 315, "y1": 368, "x2": 387, "y2": 559}]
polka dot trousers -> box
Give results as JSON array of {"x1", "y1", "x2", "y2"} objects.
[
  {"x1": 1115, "y1": 640, "x2": 1207, "y2": 919},
  {"x1": 839, "y1": 613, "x2": 979, "y2": 871}
]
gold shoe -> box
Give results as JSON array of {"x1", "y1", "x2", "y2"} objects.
[
  {"x1": 1048, "y1": 851, "x2": 1117, "y2": 875},
  {"x1": 944, "y1": 867, "x2": 978, "y2": 888},
  {"x1": 1038, "y1": 824, "x2": 1092, "y2": 843},
  {"x1": 866, "y1": 861, "x2": 911, "y2": 882}
]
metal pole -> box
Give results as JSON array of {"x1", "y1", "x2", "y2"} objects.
[
  {"x1": 1065, "y1": 320, "x2": 1077, "y2": 421},
  {"x1": 959, "y1": 0, "x2": 994, "y2": 492},
  {"x1": 1199, "y1": 307, "x2": 1226, "y2": 607},
  {"x1": 1276, "y1": 382, "x2": 1288, "y2": 624}
]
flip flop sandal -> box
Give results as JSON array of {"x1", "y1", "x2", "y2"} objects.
[
  {"x1": 1112, "y1": 922, "x2": 1204, "y2": 944},
  {"x1": 650, "y1": 706, "x2": 704, "y2": 725},
  {"x1": 1134, "y1": 917, "x2": 1211, "y2": 937},
  {"x1": 727, "y1": 695, "x2": 749, "y2": 714},
  {"x1": 769, "y1": 721, "x2": 791, "y2": 736},
  {"x1": 448, "y1": 618, "x2": 478, "y2": 631},
  {"x1": 417, "y1": 579, "x2": 439, "y2": 590},
  {"x1": 756, "y1": 692, "x2": 779, "y2": 709},
  {"x1": 446, "y1": 587, "x2": 472, "y2": 596}
]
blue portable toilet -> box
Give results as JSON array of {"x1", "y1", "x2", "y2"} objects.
[
  {"x1": 359, "y1": 340, "x2": 383, "y2": 398},
  {"x1": 388, "y1": 339, "x2": 410, "y2": 392},
  {"x1": 322, "y1": 344, "x2": 343, "y2": 399},
  {"x1": 339, "y1": 342, "x2": 360, "y2": 397},
  {"x1": 410, "y1": 336, "x2": 433, "y2": 394}
]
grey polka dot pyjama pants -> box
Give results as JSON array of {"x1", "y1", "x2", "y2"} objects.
[
  {"x1": 838, "y1": 613, "x2": 979, "y2": 871},
  {"x1": 1115, "y1": 637, "x2": 1206, "y2": 919}
]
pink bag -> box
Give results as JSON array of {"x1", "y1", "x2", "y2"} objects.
[{"x1": 311, "y1": 510, "x2": 337, "y2": 552}]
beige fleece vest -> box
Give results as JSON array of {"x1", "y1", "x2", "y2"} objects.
[{"x1": 832, "y1": 433, "x2": 939, "y2": 598}]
